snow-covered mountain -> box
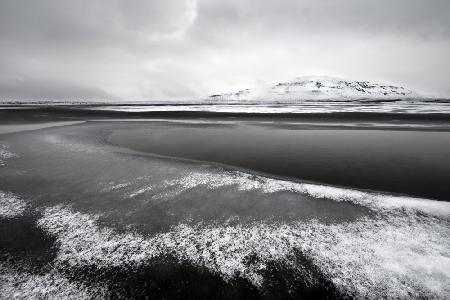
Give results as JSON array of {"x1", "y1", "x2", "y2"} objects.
[{"x1": 208, "y1": 76, "x2": 422, "y2": 102}]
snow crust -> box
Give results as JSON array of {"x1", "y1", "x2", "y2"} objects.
[
  {"x1": 34, "y1": 170, "x2": 450, "y2": 298},
  {"x1": 0, "y1": 191, "x2": 27, "y2": 218},
  {"x1": 37, "y1": 204, "x2": 450, "y2": 299},
  {"x1": 0, "y1": 262, "x2": 106, "y2": 299},
  {"x1": 159, "y1": 171, "x2": 450, "y2": 219}
]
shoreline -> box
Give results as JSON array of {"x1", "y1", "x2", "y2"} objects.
[{"x1": 1, "y1": 106, "x2": 450, "y2": 123}]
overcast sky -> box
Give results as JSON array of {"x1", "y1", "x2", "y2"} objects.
[{"x1": 1, "y1": 0, "x2": 449, "y2": 101}]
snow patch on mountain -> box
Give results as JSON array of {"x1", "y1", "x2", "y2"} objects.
[{"x1": 209, "y1": 76, "x2": 421, "y2": 102}]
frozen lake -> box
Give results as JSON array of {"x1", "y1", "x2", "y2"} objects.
[{"x1": 1, "y1": 109, "x2": 449, "y2": 298}]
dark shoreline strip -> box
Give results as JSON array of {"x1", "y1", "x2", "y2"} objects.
[{"x1": 1, "y1": 106, "x2": 450, "y2": 123}]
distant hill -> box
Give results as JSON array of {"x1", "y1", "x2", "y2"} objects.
[{"x1": 208, "y1": 76, "x2": 423, "y2": 102}]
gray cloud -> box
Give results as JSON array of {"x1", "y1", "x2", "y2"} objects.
[
  {"x1": 194, "y1": 0, "x2": 450, "y2": 39},
  {"x1": 0, "y1": 76, "x2": 115, "y2": 101},
  {"x1": 0, "y1": 0, "x2": 449, "y2": 100}
]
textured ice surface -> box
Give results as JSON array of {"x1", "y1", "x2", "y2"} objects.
[
  {"x1": 2, "y1": 167, "x2": 449, "y2": 298},
  {"x1": 37, "y1": 204, "x2": 450, "y2": 299},
  {"x1": 34, "y1": 171, "x2": 450, "y2": 299},
  {"x1": 0, "y1": 261, "x2": 106, "y2": 299},
  {"x1": 0, "y1": 191, "x2": 27, "y2": 218}
]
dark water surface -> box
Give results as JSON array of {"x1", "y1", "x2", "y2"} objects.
[{"x1": 109, "y1": 123, "x2": 450, "y2": 201}]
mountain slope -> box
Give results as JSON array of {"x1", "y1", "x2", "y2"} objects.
[{"x1": 208, "y1": 76, "x2": 421, "y2": 102}]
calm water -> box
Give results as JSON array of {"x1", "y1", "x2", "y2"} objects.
[{"x1": 109, "y1": 121, "x2": 450, "y2": 200}]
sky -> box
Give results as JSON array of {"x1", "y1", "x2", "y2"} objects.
[{"x1": 0, "y1": 0, "x2": 449, "y2": 101}]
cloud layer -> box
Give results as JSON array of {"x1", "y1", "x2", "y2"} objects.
[{"x1": 0, "y1": 0, "x2": 449, "y2": 100}]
